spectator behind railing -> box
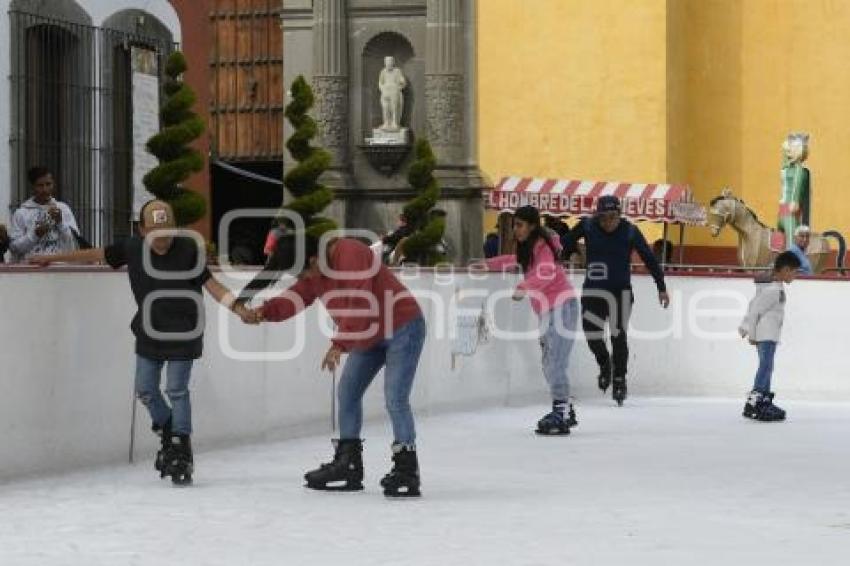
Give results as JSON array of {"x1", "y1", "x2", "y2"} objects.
[
  {"x1": 786, "y1": 225, "x2": 814, "y2": 275},
  {"x1": 382, "y1": 214, "x2": 414, "y2": 264},
  {"x1": 0, "y1": 223, "x2": 9, "y2": 263},
  {"x1": 652, "y1": 238, "x2": 674, "y2": 265},
  {"x1": 8, "y1": 166, "x2": 82, "y2": 262},
  {"x1": 483, "y1": 232, "x2": 500, "y2": 258}
]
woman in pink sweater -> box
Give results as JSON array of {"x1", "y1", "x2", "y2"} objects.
[{"x1": 485, "y1": 206, "x2": 579, "y2": 435}]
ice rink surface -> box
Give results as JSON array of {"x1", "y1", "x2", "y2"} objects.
[{"x1": 2, "y1": 397, "x2": 849, "y2": 566}]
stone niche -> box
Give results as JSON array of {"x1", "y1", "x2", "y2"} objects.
[
  {"x1": 282, "y1": 0, "x2": 485, "y2": 263},
  {"x1": 359, "y1": 32, "x2": 417, "y2": 174}
]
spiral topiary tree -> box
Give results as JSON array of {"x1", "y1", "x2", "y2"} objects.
[
  {"x1": 143, "y1": 51, "x2": 206, "y2": 225},
  {"x1": 279, "y1": 75, "x2": 336, "y2": 239},
  {"x1": 400, "y1": 139, "x2": 446, "y2": 265}
]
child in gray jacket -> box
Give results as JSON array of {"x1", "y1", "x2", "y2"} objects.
[{"x1": 738, "y1": 251, "x2": 802, "y2": 421}]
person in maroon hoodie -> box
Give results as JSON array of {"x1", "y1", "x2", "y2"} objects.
[{"x1": 241, "y1": 233, "x2": 426, "y2": 497}]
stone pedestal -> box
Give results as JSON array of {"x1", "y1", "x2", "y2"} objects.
[{"x1": 367, "y1": 128, "x2": 409, "y2": 145}]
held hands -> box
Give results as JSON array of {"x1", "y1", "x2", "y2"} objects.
[
  {"x1": 35, "y1": 223, "x2": 49, "y2": 238},
  {"x1": 233, "y1": 302, "x2": 264, "y2": 325},
  {"x1": 322, "y1": 344, "x2": 343, "y2": 372},
  {"x1": 659, "y1": 291, "x2": 670, "y2": 309}
]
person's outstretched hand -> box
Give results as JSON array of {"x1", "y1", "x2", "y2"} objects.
[{"x1": 29, "y1": 255, "x2": 53, "y2": 267}]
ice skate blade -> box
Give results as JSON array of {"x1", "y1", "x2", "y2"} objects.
[
  {"x1": 171, "y1": 475, "x2": 193, "y2": 487},
  {"x1": 535, "y1": 428, "x2": 570, "y2": 436},
  {"x1": 384, "y1": 488, "x2": 421, "y2": 498},
  {"x1": 304, "y1": 481, "x2": 364, "y2": 492},
  {"x1": 742, "y1": 414, "x2": 786, "y2": 423}
]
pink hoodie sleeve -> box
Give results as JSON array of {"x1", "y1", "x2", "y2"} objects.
[
  {"x1": 516, "y1": 239, "x2": 561, "y2": 293},
  {"x1": 485, "y1": 254, "x2": 518, "y2": 270}
]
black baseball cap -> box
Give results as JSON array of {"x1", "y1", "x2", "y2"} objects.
[{"x1": 597, "y1": 195, "x2": 621, "y2": 214}]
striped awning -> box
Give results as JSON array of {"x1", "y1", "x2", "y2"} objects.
[{"x1": 487, "y1": 177, "x2": 702, "y2": 224}]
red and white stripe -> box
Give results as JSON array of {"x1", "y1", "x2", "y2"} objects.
[{"x1": 487, "y1": 176, "x2": 694, "y2": 223}]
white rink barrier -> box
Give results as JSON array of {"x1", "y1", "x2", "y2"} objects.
[{"x1": 1, "y1": 269, "x2": 847, "y2": 481}]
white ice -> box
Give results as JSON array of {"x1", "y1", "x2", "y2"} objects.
[{"x1": 2, "y1": 398, "x2": 850, "y2": 566}]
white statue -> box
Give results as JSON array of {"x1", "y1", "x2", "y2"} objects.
[{"x1": 378, "y1": 56, "x2": 406, "y2": 131}]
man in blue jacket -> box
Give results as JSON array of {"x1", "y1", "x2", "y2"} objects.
[{"x1": 565, "y1": 196, "x2": 670, "y2": 406}]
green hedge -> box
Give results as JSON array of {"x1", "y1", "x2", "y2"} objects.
[
  {"x1": 400, "y1": 139, "x2": 446, "y2": 265},
  {"x1": 143, "y1": 51, "x2": 206, "y2": 226},
  {"x1": 280, "y1": 76, "x2": 336, "y2": 239}
]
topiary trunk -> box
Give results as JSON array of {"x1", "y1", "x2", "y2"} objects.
[
  {"x1": 400, "y1": 139, "x2": 446, "y2": 265},
  {"x1": 142, "y1": 51, "x2": 206, "y2": 225},
  {"x1": 280, "y1": 76, "x2": 336, "y2": 239}
]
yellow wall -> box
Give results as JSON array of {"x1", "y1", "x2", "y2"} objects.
[
  {"x1": 477, "y1": 0, "x2": 669, "y2": 241},
  {"x1": 670, "y1": 0, "x2": 850, "y2": 246},
  {"x1": 739, "y1": 0, "x2": 850, "y2": 239},
  {"x1": 479, "y1": 0, "x2": 850, "y2": 250},
  {"x1": 667, "y1": 0, "x2": 741, "y2": 247}
]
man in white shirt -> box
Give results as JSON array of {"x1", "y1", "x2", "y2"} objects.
[{"x1": 8, "y1": 166, "x2": 80, "y2": 262}]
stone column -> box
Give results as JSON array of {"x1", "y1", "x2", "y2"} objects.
[
  {"x1": 312, "y1": 0, "x2": 350, "y2": 170},
  {"x1": 426, "y1": 0, "x2": 465, "y2": 164}
]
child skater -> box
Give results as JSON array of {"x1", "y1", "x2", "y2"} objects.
[
  {"x1": 739, "y1": 251, "x2": 802, "y2": 422},
  {"x1": 32, "y1": 200, "x2": 247, "y2": 485}
]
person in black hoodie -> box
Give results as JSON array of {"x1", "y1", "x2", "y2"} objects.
[
  {"x1": 31, "y1": 200, "x2": 247, "y2": 485},
  {"x1": 564, "y1": 196, "x2": 670, "y2": 406}
]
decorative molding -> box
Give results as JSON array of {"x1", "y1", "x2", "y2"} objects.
[
  {"x1": 426, "y1": 74, "x2": 464, "y2": 147},
  {"x1": 358, "y1": 144, "x2": 412, "y2": 176},
  {"x1": 313, "y1": 76, "x2": 350, "y2": 162},
  {"x1": 348, "y1": 0, "x2": 426, "y2": 18},
  {"x1": 313, "y1": 0, "x2": 348, "y2": 75},
  {"x1": 334, "y1": 185, "x2": 483, "y2": 201},
  {"x1": 426, "y1": 0, "x2": 464, "y2": 74}
]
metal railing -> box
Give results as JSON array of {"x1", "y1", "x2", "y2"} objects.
[{"x1": 8, "y1": 9, "x2": 174, "y2": 245}]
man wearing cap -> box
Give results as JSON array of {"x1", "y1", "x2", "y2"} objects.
[
  {"x1": 31, "y1": 200, "x2": 249, "y2": 485},
  {"x1": 564, "y1": 195, "x2": 670, "y2": 406},
  {"x1": 787, "y1": 225, "x2": 813, "y2": 275}
]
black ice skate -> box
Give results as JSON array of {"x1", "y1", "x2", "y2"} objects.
[
  {"x1": 598, "y1": 359, "x2": 612, "y2": 392},
  {"x1": 612, "y1": 375, "x2": 627, "y2": 406},
  {"x1": 153, "y1": 418, "x2": 172, "y2": 477},
  {"x1": 380, "y1": 443, "x2": 421, "y2": 498},
  {"x1": 304, "y1": 439, "x2": 364, "y2": 491},
  {"x1": 567, "y1": 403, "x2": 578, "y2": 428},
  {"x1": 535, "y1": 410, "x2": 571, "y2": 436},
  {"x1": 743, "y1": 391, "x2": 786, "y2": 422},
  {"x1": 764, "y1": 392, "x2": 787, "y2": 421},
  {"x1": 162, "y1": 434, "x2": 193, "y2": 486}
]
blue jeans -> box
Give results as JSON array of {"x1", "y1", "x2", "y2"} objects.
[
  {"x1": 337, "y1": 317, "x2": 427, "y2": 445},
  {"x1": 135, "y1": 355, "x2": 194, "y2": 435},
  {"x1": 540, "y1": 299, "x2": 579, "y2": 401},
  {"x1": 753, "y1": 341, "x2": 778, "y2": 393}
]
